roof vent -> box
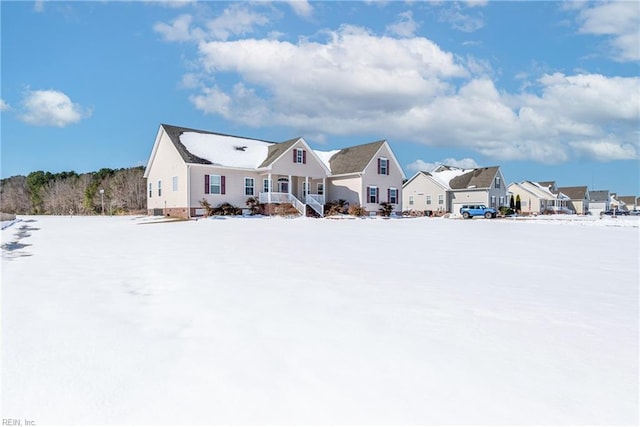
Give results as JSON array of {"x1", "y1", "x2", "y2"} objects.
[{"x1": 235, "y1": 146, "x2": 248, "y2": 151}]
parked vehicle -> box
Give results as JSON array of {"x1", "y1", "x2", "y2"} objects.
[
  {"x1": 460, "y1": 204, "x2": 497, "y2": 219},
  {"x1": 603, "y1": 209, "x2": 629, "y2": 216},
  {"x1": 629, "y1": 210, "x2": 640, "y2": 216}
]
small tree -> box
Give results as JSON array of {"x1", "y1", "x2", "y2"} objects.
[
  {"x1": 510, "y1": 195, "x2": 515, "y2": 210},
  {"x1": 325, "y1": 199, "x2": 347, "y2": 216},
  {"x1": 515, "y1": 194, "x2": 522, "y2": 213},
  {"x1": 378, "y1": 201, "x2": 394, "y2": 217},
  {"x1": 347, "y1": 203, "x2": 366, "y2": 217},
  {"x1": 246, "y1": 197, "x2": 261, "y2": 215},
  {"x1": 212, "y1": 202, "x2": 241, "y2": 216},
  {"x1": 199, "y1": 198, "x2": 213, "y2": 217}
]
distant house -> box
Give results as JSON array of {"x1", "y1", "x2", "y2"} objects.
[
  {"x1": 557, "y1": 186, "x2": 590, "y2": 215},
  {"x1": 609, "y1": 193, "x2": 627, "y2": 212},
  {"x1": 618, "y1": 196, "x2": 638, "y2": 211},
  {"x1": 589, "y1": 190, "x2": 610, "y2": 216},
  {"x1": 402, "y1": 165, "x2": 507, "y2": 215},
  {"x1": 144, "y1": 124, "x2": 404, "y2": 218},
  {"x1": 508, "y1": 181, "x2": 571, "y2": 214}
]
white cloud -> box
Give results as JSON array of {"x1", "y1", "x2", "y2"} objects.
[
  {"x1": 34, "y1": 1, "x2": 45, "y2": 13},
  {"x1": 576, "y1": 1, "x2": 640, "y2": 62},
  {"x1": 386, "y1": 11, "x2": 419, "y2": 37},
  {"x1": 19, "y1": 89, "x2": 91, "y2": 127},
  {"x1": 152, "y1": 0, "x2": 196, "y2": 8},
  {"x1": 570, "y1": 140, "x2": 638, "y2": 161},
  {"x1": 438, "y1": 4, "x2": 485, "y2": 33},
  {"x1": 157, "y1": 11, "x2": 639, "y2": 164},
  {"x1": 154, "y1": 14, "x2": 195, "y2": 42},
  {"x1": 286, "y1": 0, "x2": 313, "y2": 18},
  {"x1": 407, "y1": 157, "x2": 479, "y2": 173},
  {"x1": 0, "y1": 99, "x2": 10, "y2": 111},
  {"x1": 154, "y1": 5, "x2": 269, "y2": 42},
  {"x1": 205, "y1": 4, "x2": 269, "y2": 41}
]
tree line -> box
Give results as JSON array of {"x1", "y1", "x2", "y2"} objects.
[{"x1": 0, "y1": 166, "x2": 147, "y2": 215}]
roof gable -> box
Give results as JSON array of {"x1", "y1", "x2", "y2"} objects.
[
  {"x1": 557, "y1": 186, "x2": 589, "y2": 200},
  {"x1": 327, "y1": 140, "x2": 386, "y2": 175},
  {"x1": 258, "y1": 138, "x2": 300, "y2": 168}
]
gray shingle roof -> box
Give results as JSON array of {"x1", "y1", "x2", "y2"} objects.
[
  {"x1": 449, "y1": 166, "x2": 499, "y2": 190},
  {"x1": 257, "y1": 138, "x2": 300, "y2": 168},
  {"x1": 161, "y1": 124, "x2": 214, "y2": 164},
  {"x1": 328, "y1": 140, "x2": 386, "y2": 175},
  {"x1": 589, "y1": 190, "x2": 609, "y2": 202},
  {"x1": 558, "y1": 186, "x2": 588, "y2": 200},
  {"x1": 618, "y1": 195, "x2": 638, "y2": 205}
]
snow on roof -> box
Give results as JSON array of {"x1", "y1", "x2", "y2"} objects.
[
  {"x1": 180, "y1": 131, "x2": 274, "y2": 169},
  {"x1": 429, "y1": 166, "x2": 472, "y2": 188},
  {"x1": 314, "y1": 149, "x2": 341, "y2": 172}
]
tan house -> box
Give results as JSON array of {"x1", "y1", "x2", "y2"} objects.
[
  {"x1": 557, "y1": 186, "x2": 590, "y2": 215},
  {"x1": 508, "y1": 181, "x2": 571, "y2": 214},
  {"x1": 402, "y1": 165, "x2": 508, "y2": 215},
  {"x1": 144, "y1": 124, "x2": 404, "y2": 218}
]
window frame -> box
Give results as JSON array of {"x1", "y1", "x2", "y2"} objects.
[
  {"x1": 389, "y1": 188, "x2": 398, "y2": 204},
  {"x1": 368, "y1": 186, "x2": 378, "y2": 204},
  {"x1": 379, "y1": 157, "x2": 388, "y2": 175},
  {"x1": 210, "y1": 175, "x2": 222, "y2": 195},
  {"x1": 244, "y1": 177, "x2": 255, "y2": 196}
]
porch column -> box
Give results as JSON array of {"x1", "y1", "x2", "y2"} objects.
[
  {"x1": 268, "y1": 172, "x2": 272, "y2": 204},
  {"x1": 323, "y1": 177, "x2": 326, "y2": 203},
  {"x1": 288, "y1": 174, "x2": 292, "y2": 196},
  {"x1": 305, "y1": 176, "x2": 309, "y2": 201}
]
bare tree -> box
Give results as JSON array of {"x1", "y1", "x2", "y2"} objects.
[{"x1": 0, "y1": 176, "x2": 31, "y2": 214}]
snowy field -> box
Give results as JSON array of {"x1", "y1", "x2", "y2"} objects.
[{"x1": 2, "y1": 214, "x2": 639, "y2": 425}]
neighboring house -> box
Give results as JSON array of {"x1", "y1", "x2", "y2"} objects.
[
  {"x1": 144, "y1": 124, "x2": 404, "y2": 218},
  {"x1": 589, "y1": 190, "x2": 610, "y2": 216},
  {"x1": 618, "y1": 196, "x2": 638, "y2": 210},
  {"x1": 557, "y1": 186, "x2": 590, "y2": 214},
  {"x1": 401, "y1": 171, "x2": 449, "y2": 214},
  {"x1": 609, "y1": 193, "x2": 627, "y2": 212},
  {"x1": 402, "y1": 165, "x2": 507, "y2": 215},
  {"x1": 507, "y1": 181, "x2": 571, "y2": 214},
  {"x1": 319, "y1": 140, "x2": 404, "y2": 214}
]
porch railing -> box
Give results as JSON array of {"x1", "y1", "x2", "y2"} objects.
[
  {"x1": 259, "y1": 192, "x2": 306, "y2": 216},
  {"x1": 306, "y1": 194, "x2": 324, "y2": 217},
  {"x1": 259, "y1": 192, "x2": 290, "y2": 204}
]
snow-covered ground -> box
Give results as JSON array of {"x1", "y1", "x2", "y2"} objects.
[{"x1": 2, "y1": 215, "x2": 638, "y2": 425}]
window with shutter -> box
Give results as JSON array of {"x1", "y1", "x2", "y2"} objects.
[{"x1": 378, "y1": 158, "x2": 388, "y2": 175}]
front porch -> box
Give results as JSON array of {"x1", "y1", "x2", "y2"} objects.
[{"x1": 258, "y1": 174, "x2": 326, "y2": 217}]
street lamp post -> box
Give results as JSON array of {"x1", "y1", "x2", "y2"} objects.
[{"x1": 99, "y1": 189, "x2": 104, "y2": 215}]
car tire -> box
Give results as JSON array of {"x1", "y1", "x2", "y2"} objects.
[
  {"x1": 484, "y1": 212, "x2": 492, "y2": 219},
  {"x1": 462, "y1": 212, "x2": 470, "y2": 219}
]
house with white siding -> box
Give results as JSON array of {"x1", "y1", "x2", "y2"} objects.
[
  {"x1": 144, "y1": 124, "x2": 404, "y2": 218},
  {"x1": 402, "y1": 165, "x2": 508, "y2": 215},
  {"x1": 508, "y1": 181, "x2": 572, "y2": 215}
]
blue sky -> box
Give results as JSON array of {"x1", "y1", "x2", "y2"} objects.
[{"x1": 1, "y1": 1, "x2": 639, "y2": 196}]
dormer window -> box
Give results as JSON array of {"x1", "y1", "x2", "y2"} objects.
[{"x1": 378, "y1": 158, "x2": 389, "y2": 175}]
